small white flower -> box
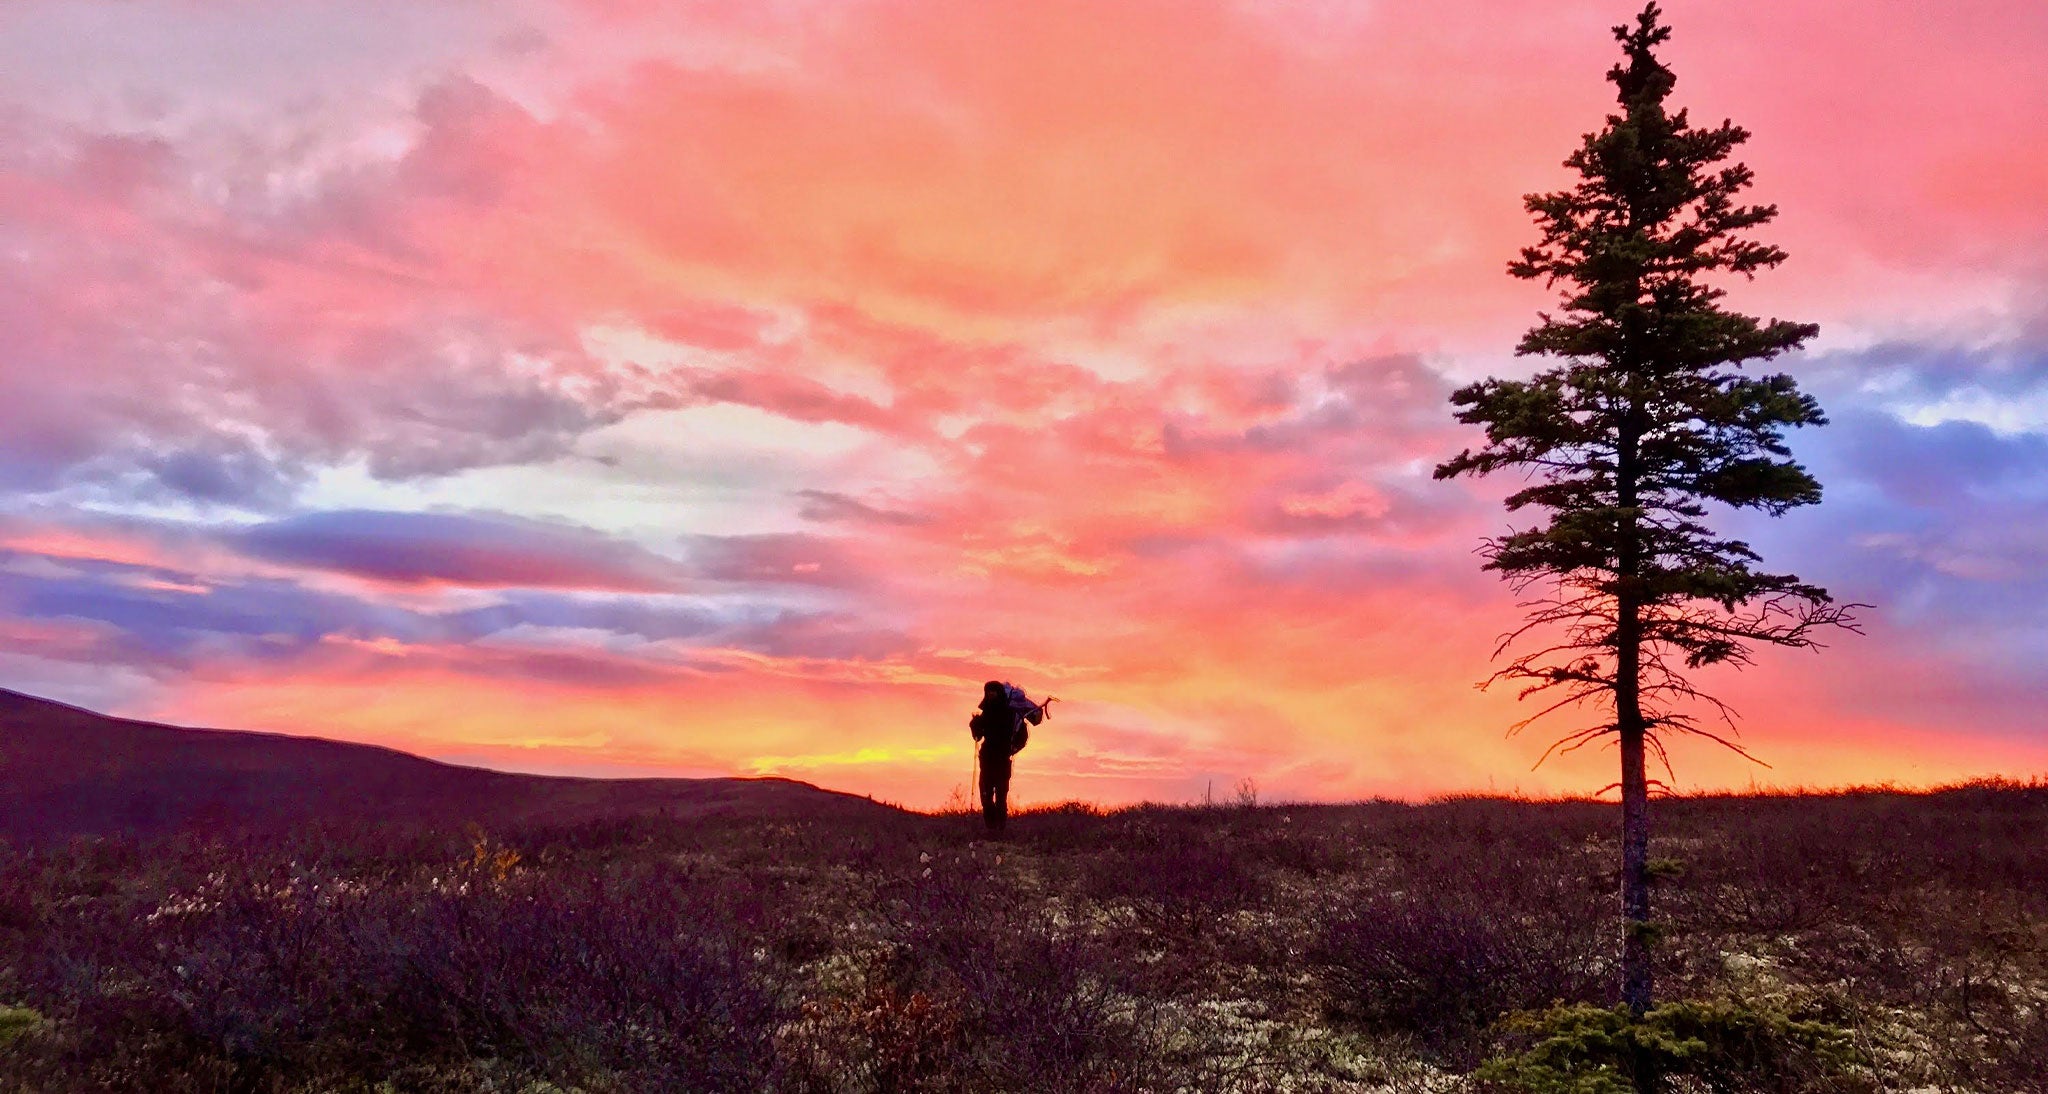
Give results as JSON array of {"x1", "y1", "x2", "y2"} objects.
[
  {"x1": 920, "y1": 867, "x2": 932, "y2": 879},
  {"x1": 918, "y1": 851, "x2": 931, "y2": 863}
]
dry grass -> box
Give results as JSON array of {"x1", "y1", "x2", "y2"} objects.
[{"x1": 1, "y1": 781, "x2": 2043, "y2": 1091}]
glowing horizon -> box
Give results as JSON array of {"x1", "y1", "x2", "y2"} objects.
[{"x1": 1, "y1": 0, "x2": 2044, "y2": 808}]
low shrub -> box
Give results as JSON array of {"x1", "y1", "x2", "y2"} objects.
[
  {"x1": 20, "y1": 857, "x2": 782, "y2": 1091},
  {"x1": 1313, "y1": 863, "x2": 1611, "y2": 1058},
  {"x1": 1478, "y1": 1000, "x2": 1870, "y2": 1094},
  {"x1": 0, "y1": 1005, "x2": 43, "y2": 1045},
  {"x1": 891, "y1": 854, "x2": 1186, "y2": 1092},
  {"x1": 782, "y1": 983, "x2": 969, "y2": 1094},
  {"x1": 1080, "y1": 836, "x2": 1264, "y2": 922}
]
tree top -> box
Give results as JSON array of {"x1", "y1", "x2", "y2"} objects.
[{"x1": 1611, "y1": 4, "x2": 1676, "y2": 111}]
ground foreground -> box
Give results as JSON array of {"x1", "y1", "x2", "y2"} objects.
[{"x1": 2, "y1": 783, "x2": 2044, "y2": 1092}]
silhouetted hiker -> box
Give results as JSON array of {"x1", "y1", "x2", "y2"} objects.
[{"x1": 969, "y1": 680, "x2": 1049, "y2": 834}]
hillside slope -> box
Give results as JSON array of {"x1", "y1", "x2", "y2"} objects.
[{"x1": 0, "y1": 688, "x2": 895, "y2": 841}]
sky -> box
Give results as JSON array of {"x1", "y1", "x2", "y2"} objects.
[{"x1": 0, "y1": 0, "x2": 2044, "y2": 808}]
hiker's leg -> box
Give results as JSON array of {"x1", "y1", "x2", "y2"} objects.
[
  {"x1": 978, "y1": 751, "x2": 1001, "y2": 831},
  {"x1": 992, "y1": 758, "x2": 1011, "y2": 832}
]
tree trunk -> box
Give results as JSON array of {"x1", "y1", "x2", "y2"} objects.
[
  {"x1": 1618, "y1": 699, "x2": 1653, "y2": 1015},
  {"x1": 1616, "y1": 414, "x2": 1653, "y2": 1016}
]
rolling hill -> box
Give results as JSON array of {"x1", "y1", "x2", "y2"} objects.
[{"x1": 0, "y1": 687, "x2": 897, "y2": 842}]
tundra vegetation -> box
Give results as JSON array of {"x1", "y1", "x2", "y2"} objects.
[{"x1": 2, "y1": 783, "x2": 2045, "y2": 1092}]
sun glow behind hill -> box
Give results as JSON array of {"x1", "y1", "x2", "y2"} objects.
[{"x1": 0, "y1": 0, "x2": 2044, "y2": 807}]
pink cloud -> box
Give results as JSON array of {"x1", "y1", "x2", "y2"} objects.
[{"x1": 0, "y1": 0, "x2": 2043, "y2": 805}]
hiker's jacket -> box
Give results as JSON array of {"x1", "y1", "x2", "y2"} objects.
[{"x1": 970, "y1": 686, "x2": 1043, "y2": 758}]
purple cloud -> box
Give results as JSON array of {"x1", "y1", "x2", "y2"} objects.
[{"x1": 234, "y1": 510, "x2": 692, "y2": 592}]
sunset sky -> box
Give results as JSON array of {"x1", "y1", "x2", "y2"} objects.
[{"x1": 1, "y1": 0, "x2": 2044, "y2": 807}]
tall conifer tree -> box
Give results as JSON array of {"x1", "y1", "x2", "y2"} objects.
[{"x1": 1434, "y1": 3, "x2": 1859, "y2": 1013}]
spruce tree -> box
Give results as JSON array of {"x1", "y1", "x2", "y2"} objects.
[{"x1": 1433, "y1": 3, "x2": 1859, "y2": 1013}]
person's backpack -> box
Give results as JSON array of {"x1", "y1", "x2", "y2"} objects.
[
  {"x1": 1005, "y1": 683, "x2": 1045, "y2": 724},
  {"x1": 1002, "y1": 682, "x2": 1043, "y2": 755}
]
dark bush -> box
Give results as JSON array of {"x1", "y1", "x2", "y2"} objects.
[
  {"x1": 1478, "y1": 1000, "x2": 1870, "y2": 1094},
  {"x1": 1314, "y1": 860, "x2": 1612, "y2": 1058},
  {"x1": 388, "y1": 864, "x2": 781, "y2": 1091},
  {"x1": 885, "y1": 852, "x2": 1185, "y2": 1093},
  {"x1": 1080, "y1": 835, "x2": 1264, "y2": 922},
  {"x1": 18, "y1": 856, "x2": 780, "y2": 1091}
]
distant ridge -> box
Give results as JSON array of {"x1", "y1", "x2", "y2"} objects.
[{"x1": 0, "y1": 687, "x2": 897, "y2": 842}]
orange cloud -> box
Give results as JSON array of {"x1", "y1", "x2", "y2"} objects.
[{"x1": 1, "y1": 0, "x2": 2044, "y2": 808}]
